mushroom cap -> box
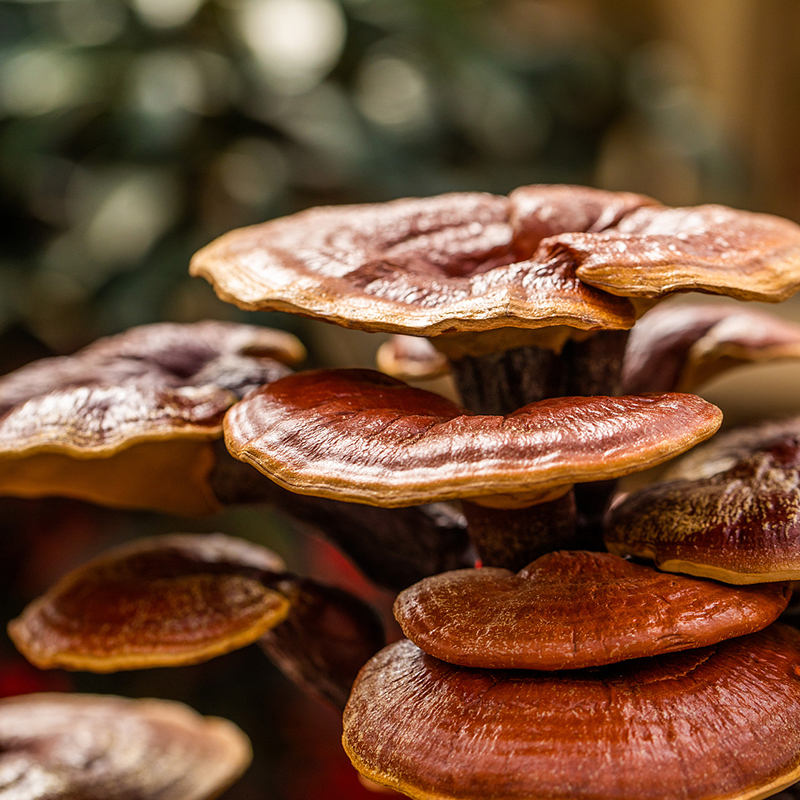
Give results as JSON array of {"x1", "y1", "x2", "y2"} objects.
[
  {"x1": 570, "y1": 204, "x2": 800, "y2": 302},
  {"x1": 394, "y1": 551, "x2": 790, "y2": 670},
  {"x1": 605, "y1": 420, "x2": 800, "y2": 583},
  {"x1": 190, "y1": 186, "x2": 800, "y2": 341},
  {"x1": 343, "y1": 626, "x2": 800, "y2": 800},
  {"x1": 0, "y1": 692, "x2": 251, "y2": 800},
  {"x1": 9, "y1": 533, "x2": 291, "y2": 671},
  {"x1": 622, "y1": 303, "x2": 800, "y2": 393},
  {"x1": 224, "y1": 369, "x2": 722, "y2": 507},
  {"x1": 376, "y1": 335, "x2": 450, "y2": 381},
  {"x1": 0, "y1": 321, "x2": 302, "y2": 515},
  {"x1": 260, "y1": 578, "x2": 385, "y2": 710}
]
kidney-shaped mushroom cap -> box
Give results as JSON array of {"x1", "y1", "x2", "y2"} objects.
[
  {"x1": 9, "y1": 533, "x2": 291, "y2": 671},
  {"x1": 0, "y1": 692, "x2": 251, "y2": 800},
  {"x1": 191, "y1": 186, "x2": 800, "y2": 341},
  {"x1": 344, "y1": 626, "x2": 800, "y2": 800},
  {"x1": 394, "y1": 551, "x2": 790, "y2": 670},
  {"x1": 622, "y1": 303, "x2": 800, "y2": 393},
  {"x1": 605, "y1": 420, "x2": 800, "y2": 583},
  {"x1": 224, "y1": 369, "x2": 722, "y2": 507},
  {"x1": 0, "y1": 321, "x2": 303, "y2": 515},
  {"x1": 569, "y1": 204, "x2": 800, "y2": 302}
]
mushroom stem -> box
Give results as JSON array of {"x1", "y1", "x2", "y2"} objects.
[
  {"x1": 461, "y1": 492, "x2": 579, "y2": 571},
  {"x1": 448, "y1": 330, "x2": 629, "y2": 415}
]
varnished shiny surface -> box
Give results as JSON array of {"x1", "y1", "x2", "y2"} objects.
[
  {"x1": 571, "y1": 204, "x2": 800, "y2": 301},
  {"x1": 344, "y1": 628, "x2": 800, "y2": 800},
  {"x1": 190, "y1": 187, "x2": 800, "y2": 339},
  {"x1": 394, "y1": 551, "x2": 790, "y2": 669},
  {"x1": 623, "y1": 303, "x2": 800, "y2": 393},
  {"x1": 224, "y1": 369, "x2": 722, "y2": 506},
  {"x1": 9, "y1": 534, "x2": 290, "y2": 671},
  {"x1": 0, "y1": 692, "x2": 251, "y2": 800},
  {"x1": 606, "y1": 423, "x2": 800, "y2": 583}
]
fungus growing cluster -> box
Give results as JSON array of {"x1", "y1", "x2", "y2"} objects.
[{"x1": 5, "y1": 184, "x2": 800, "y2": 798}]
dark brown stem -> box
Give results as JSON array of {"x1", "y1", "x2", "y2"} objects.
[
  {"x1": 461, "y1": 492, "x2": 580, "y2": 572},
  {"x1": 209, "y1": 443, "x2": 473, "y2": 590},
  {"x1": 449, "y1": 330, "x2": 630, "y2": 415}
]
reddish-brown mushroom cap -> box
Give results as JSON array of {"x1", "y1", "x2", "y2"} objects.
[
  {"x1": 190, "y1": 186, "x2": 800, "y2": 347},
  {"x1": 0, "y1": 692, "x2": 251, "y2": 800},
  {"x1": 622, "y1": 303, "x2": 800, "y2": 393},
  {"x1": 224, "y1": 369, "x2": 722, "y2": 507},
  {"x1": 606, "y1": 420, "x2": 800, "y2": 583},
  {"x1": 9, "y1": 533, "x2": 290, "y2": 671},
  {"x1": 394, "y1": 551, "x2": 790, "y2": 669},
  {"x1": 569, "y1": 204, "x2": 800, "y2": 302},
  {"x1": 344, "y1": 626, "x2": 800, "y2": 800},
  {"x1": 0, "y1": 321, "x2": 302, "y2": 515}
]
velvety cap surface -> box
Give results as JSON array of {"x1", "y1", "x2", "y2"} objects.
[
  {"x1": 224, "y1": 369, "x2": 722, "y2": 506},
  {"x1": 394, "y1": 551, "x2": 790, "y2": 669},
  {"x1": 622, "y1": 303, "x2": 800, "y2": 393},
  {"x1": 0, "y1": 692, "x2": 251, "y2": 800},
  {"x1": 344, "y1": 627, "x2": 800, "y2": 800},
  {"x1": 191, "y1": 186, "x2": 800, "y2": 338},
  {"x1": 9, "y1": 534, "x2": 290, "y2": 671},
  {"x1": 606, "y1": 421, "x2": 800, "y2": 583}
]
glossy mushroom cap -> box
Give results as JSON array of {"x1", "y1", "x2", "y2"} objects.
[
  {"x1": 0, "y1": 321, "x2": 303, "y2": 515},
  {"x1": 622, "y1": 303, "x2": 800, "y2": 393},
  {"x1": 606, "y1": 419, "x2": 800, "y2": 583},
  {"x1": 0, "y1": 692, "x2": 251, "y2": 800},
  {"x1": 9, "y1": 533, "x2": 290, "y2": 671},
  {"x1": 191, "y1": 186, "x2": 800, "y2": 347},
  {"x1": 376, "y1": 335, "x2": 449, "y2": 382},
  {"x1": 394, "y1": 551, "x2": 790, "y2": 669},
  {"x1": 224, "y1": 369, "x2": 722, "y2": 507},
  {"x1": 344, "y1": 626, "x2": 800, "y2": 800}
]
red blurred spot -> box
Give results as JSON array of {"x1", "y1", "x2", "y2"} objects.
[
  {"x1": 474, "y1": 559, "x2": 483, "y2": 569},
  {"x1": 0, "y1": 661, "x2": 71, "y2": 698}
]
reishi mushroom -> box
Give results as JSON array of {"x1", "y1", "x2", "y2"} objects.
[
  {"x1": 393, "y1": 551, "x2": 791, "y2": 669},
  {"x1": 8, "y1": 533, "x2": 385, "y2": 709},
  {"x1": 0, "y1": 692, "x2": 251, "y2": 800}
]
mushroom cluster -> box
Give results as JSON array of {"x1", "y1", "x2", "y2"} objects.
[{"x1": 7, "y1": 183, "x2": 800, "y2": 798}]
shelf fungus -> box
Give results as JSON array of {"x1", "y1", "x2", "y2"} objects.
[
  {"x1": 394, "y1": 551, "x2": 790, "y2": 670},
  {"x1": 606, "y1": 418, "x2": 800, "y2": 584},
  {"x1": 190, "y1": 185, "x2": 800, "y2": 415},
  {"x1": 9, "y1": 533, "x2": 384, "y2": 707},
  {"x1": 0, "y1": 692, "x2": 251, "y2": 800},
  {"x1": 622, "y1": 303, "x2": 800, "y2": 394},
  {"x1": 343, "y1": 626, "x2": 800, "y2": 800},
  {"x1": 224, "y1": 368, "x2": 721, "y2": 568},
  {"x1": 0, "y1": 321, "x2": 303, "y2": 516}
]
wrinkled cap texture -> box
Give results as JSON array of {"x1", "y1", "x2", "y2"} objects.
[
  {"x1": 343, "y1": 626, "x2": 800, "y2": 800},
  {"x1": 606, "y1": 419, "x2": 800, "y2": 583},
  {"x1": 394, "y1": 551, "x2": 790, "y2": 669},
  {"x1": 9, "y1": 533, "x2": 291, "y2": 671},
  {"x1": 622, "y1": 303, "x2": 800, "y2": 393},
  {"x1": 0, "y1": 692, "x2": 251, "y2": 800},
  {"x1": 224, "y1": 369, "x2": 722, "y2": 507},
  {"x1": 190, "y1": 185, "x2": 800, "y2": 339},
  {"x1": 0, "y1": 321, "x2": 301, "y2": 515}
]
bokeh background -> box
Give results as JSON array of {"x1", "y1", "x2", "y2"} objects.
[{"x1": 2, "y1": 1, "x2": 800, "y2": 797}]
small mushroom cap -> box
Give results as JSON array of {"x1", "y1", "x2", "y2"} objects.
[
  {"x1": 376, "y1": 336, "x2": 449, "y2": 381},
  {"x1": 344, "y1": 626, "x2": 800, "y2": 800},
  {"x1": 0, "y1": 692, "x2": 251, "y2": 800},
  {"x1": 0, "y1": 321, "x2": 301, "y2": 515},
  {"x1": 570, "y1": 204, "x2": 800, "y2": 302},
  {"x1": 224, "y1": 369, "x2": 722, "y2": 507},
  {"x1": 605, "y1": 421, "x2": 800, "y2": 583},
  {"x1": 622, "y1": 303, "x2": 800, "y2": 393},
  {"x1": 260, "y1": 578, "x2": 385, "y2": 710},
  {"x1": 394, "y1": 551, "x2": 790, "y2": 669},
  {"x1": 9, "y1": 533, "x2": 290, "y2": 671}
]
